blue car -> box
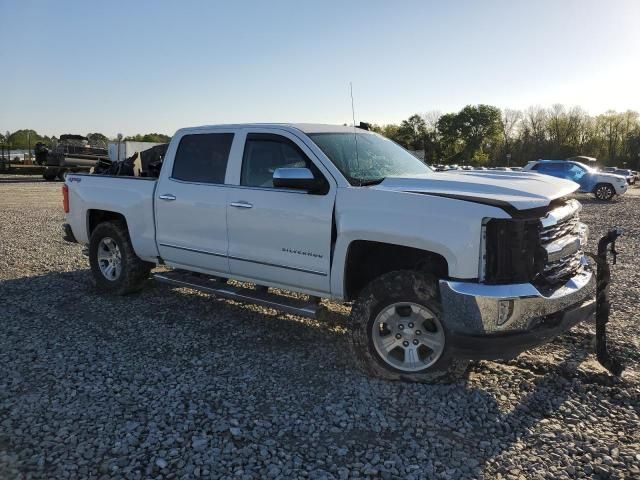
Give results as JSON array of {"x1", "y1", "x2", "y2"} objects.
[{"x1": 523, "y1": 160, "x2": 628, "y2": 200}]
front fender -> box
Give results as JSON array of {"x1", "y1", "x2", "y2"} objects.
[{"x1": 330, "y1": 187, "x2": 510, "y2": 298}]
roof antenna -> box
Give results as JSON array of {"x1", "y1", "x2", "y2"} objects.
[{"x1": 350, "y1": 82, "x2": 359, "y2": 168}]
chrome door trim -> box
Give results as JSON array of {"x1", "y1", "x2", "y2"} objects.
[
  {"x1": 159, "y1": 244, "x2": 328, "y2": 277},
  {"x1": 159, "y1": 243, "x2": 227, "y2": 258},
  {"x1": 228, "y1": 255, "x2": 328, "y2": 277}
]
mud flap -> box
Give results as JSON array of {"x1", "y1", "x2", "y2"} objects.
[{"x1": 586, "y1": 227, "x2": 624, "y2": 376}]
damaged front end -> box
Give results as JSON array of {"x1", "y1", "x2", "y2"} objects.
[{"x1": 439, "y1": 199, "x2": 625, "y2": 376}]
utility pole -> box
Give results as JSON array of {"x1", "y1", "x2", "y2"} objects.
[{"x1": 117, "y1": 133, "x2": 123, "y2": 162}]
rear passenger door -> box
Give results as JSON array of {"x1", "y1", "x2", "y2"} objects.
[{"x1": 155, "y1": 130, "x2": 239, "y2": 275}]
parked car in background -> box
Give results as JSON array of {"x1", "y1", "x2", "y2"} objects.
[
  {"x1": 603, "y1": 167, "x2": 636, "y2": 185},
  {"x1": 524, "y1": 160, "x2": 627, "y2": 200},
  {"x1": 614, "y1": 169, "x2": 635, "y2": 185}
]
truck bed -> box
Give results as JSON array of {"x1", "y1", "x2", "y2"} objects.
[{"x1": 65, "y1": 173, "x2": 160, "y2": 262}]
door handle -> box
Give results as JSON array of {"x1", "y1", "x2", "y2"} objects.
[
  {"x1": 159, "y1": 194, "x2": 176, "y2": 201},
  {"x1": 230, "y1": 201, "x2": 253, "y2": 209}
]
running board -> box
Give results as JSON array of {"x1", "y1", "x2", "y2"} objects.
[{"x1": 154, "y1": 272, "x2": 325, "y2": 319}]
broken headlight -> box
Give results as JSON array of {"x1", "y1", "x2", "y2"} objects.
[{"x1": 483, "y1": 218, "x2": 545, "y2": 284}]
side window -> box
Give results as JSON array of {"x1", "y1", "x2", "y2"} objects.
[
  {"x1": 566, "y1": 163, "x2": 586, "y2": 181},
  {"x1": 542, "y1": 163, "x2": 564, "y2": 177},
  {"x1": 241, "y1": 134, "x2": 313, "y2": 188},
  {"x1": 172, "y1": 133, "x2": 234, "y2": 183}
]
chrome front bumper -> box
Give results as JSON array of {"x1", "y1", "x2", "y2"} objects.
[{"x1": 439, "y1": 259, "x2": 595, "y2": 335}]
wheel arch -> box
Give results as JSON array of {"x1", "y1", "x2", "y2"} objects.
[
  {"x1": 87, "y1": 209, "x2": 129, "y2": 237},
  {"x1": 342, "y1": 240, "x2": 449, "y2": 301}
]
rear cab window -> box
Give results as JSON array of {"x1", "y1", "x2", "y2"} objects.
[{"x1": 172, "y1": 133, "x2": 234, "y2": 183}]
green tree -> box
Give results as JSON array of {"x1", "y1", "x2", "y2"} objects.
[
  {"x1": 124, "y1": 133, "x2": 171, "y2": 143},
  {"x1": 435, "y1": 112, "x2": 462, "y2": 161},
  {"x1": 87, "y1": 132, "x2": 109, "y2": 148},
  {"x1": 457, "y1": 105, "x2": 502, "y2": 160},
  {"x1": 7, "y1": 129, "x2": 43, "y2": 150},
  {"x1": 396, "y1": 114, "x2": 427, "y2": 150},
  {"x1": 436, "y1": 105, "x2": 502, "y2": 164}
]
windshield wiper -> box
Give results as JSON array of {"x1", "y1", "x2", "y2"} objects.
[{"x1": 357, "y1": 177, "x2": 386, "y2": 186}]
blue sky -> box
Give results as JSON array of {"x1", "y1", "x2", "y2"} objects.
[{"x1": 1, "y1": 0, "x2": 638, "y2": 137}]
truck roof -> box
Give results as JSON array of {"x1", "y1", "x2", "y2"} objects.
[{"x1": 177, "y1": 123, "x2": 372, "y2": 135}]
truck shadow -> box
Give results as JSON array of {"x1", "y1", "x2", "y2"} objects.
[{"x1": 1, "y1": 269, "x2": 626, "y2": 477}]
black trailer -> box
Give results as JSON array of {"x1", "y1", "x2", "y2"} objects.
[{"x1": 36, "y1": 135, "x2": 110, "y2": 181}]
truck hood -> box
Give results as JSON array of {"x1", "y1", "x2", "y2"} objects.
[
  {"x1": 371, "y1": 171, "x2": 579, "y2": 212},
  {"x1": 597, "y1": 172, "x2": 627, "y2": 182}
]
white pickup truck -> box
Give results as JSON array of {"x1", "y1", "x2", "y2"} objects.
[{"x1": 63, "y1": 123, "x2": 596, "y2": 383}]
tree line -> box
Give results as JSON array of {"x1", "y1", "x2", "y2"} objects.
[
  {"x1": 369, "y1": 105, "x2": 640, "y2": 168},
  {"x1": 0, "y1": 130, "x2": 171, "y2": 150},
  {"x1": 4, "y1": 105, "x2": 640, "y2": 168}
]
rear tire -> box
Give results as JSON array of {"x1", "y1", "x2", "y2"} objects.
[
  {"x1": 594, "y1": 183, "x2": 615, "y2": 201},
  {"x1": 43, "y1": 172, "x2": 56, "y2": 181},
  {"x1": 89, "y1": 221, "x2": 152, "y2": 295},
  {"x1": 349, "y1": 270, "x2": 469, "y2": 383}
]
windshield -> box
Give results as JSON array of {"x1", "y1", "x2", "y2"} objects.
[{"x1": 308, "y1": 132, "x2": 432, "y2": 185}]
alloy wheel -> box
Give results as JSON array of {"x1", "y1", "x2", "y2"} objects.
[
  {"x1": 97, "y1": 237, "x2": 122, "y2": 281},
  {"x1": 371, "y1": 302, "x2": 445, "y2": 372},
  {"x1": 596, "y1": 185, "x2": 613, "y2": 200}
]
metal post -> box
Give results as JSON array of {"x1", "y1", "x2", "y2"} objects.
[
  {"x1": 117, "y1": 133, "x2": 123, "y2": 162},
  {"x1": 590, "y1": 228, "x2": 624, "y2": 376}
]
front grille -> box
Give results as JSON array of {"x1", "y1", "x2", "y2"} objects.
[
  {"x1": 538, "y1": 201, "x2": 583, "y2": 285},
  {"x1": 483, "y1": 199, "x2": 585, "y2": 286},
  {"x1": 539, "y1": 215, "x2": 579, "y2": 243}
]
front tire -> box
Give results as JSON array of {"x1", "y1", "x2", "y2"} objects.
[
  {"x1": 89, "y1": 221, "x2": 152, "y2": 295},
  {"x1": 349, "y1": 270, "x2": 469, "y2": 383},
  {"x1": 594, "y1": 183, "x2": 615, "y2": 201}
]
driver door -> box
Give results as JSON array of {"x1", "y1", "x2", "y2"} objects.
[{"x1": 226, "y1": 131, "x2": 336, "y2": 295}]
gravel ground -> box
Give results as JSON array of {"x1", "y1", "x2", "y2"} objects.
[{"x1": 1, "y1": 174, "x2": 639, "y2": 479}]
